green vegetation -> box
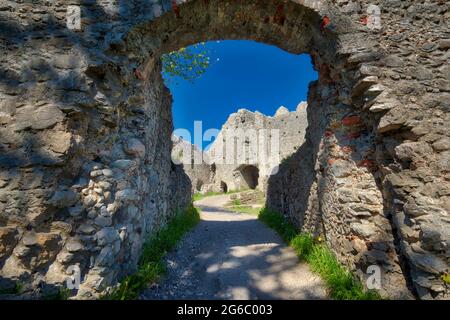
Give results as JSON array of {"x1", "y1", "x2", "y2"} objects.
[
  {"x1": 228, "y1": 205, "x2": 261, "y2": 216},
  {"x1": 0, "y1": 282, "x2": 23, "y2": 295},
  {"x1": 0, "y1": 281, "x2": 69, "y2": 300},
  {"x1": 222, "y1": 190, "x2": 266, "y2": 216},
  {"x1": 105, "y1": 206, "x2": 200, "y2": 300},
  {"x1": 192, "y1": 191, "x2": 223, "y2": 201},
  {"x1": 442, "y1": 273, "x2": 450, "y2": 285},
  {"x1": 192, "y1": 189, "x2": 242, "y2": 202},
  {"x1": 258, "y1": 208, "x2": 382, "y2": 300},
  {"x1": 162, "y1": 43, "x2": 210, "y2": 83},
  {"x1": 231, "y1": 199, "x2": 241, "y2": 206}
]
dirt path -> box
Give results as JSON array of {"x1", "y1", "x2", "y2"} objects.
[{"x1": 141, "y1": 194, "x2": 327, "y2": 300}]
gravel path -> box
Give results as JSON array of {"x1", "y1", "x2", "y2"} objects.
[{"x1": 141, "y1": 194, "x2": 327, "y2": 300}]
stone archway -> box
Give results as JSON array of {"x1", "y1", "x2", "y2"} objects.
[
  {"x1": 0, "y1": 0, "x2": 448, "y2": 300},
  {"x1": 220, "y1": 181, "x2": 228, "y2": 194}
]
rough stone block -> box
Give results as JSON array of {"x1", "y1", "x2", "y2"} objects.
[{"x1": 123, "y1": 138, "x2": 146, "y2": 158}]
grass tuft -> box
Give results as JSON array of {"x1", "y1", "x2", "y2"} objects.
[
  {"x1": 192, "y1": 189, "x2": 243, "y2": 202},
  {"x1": 227, "y1": 205, "x2": 261, "y2": 216},
  {"x1": 258, "y1": 208, "x2": 382, "y2": 300},
  {"x1": 192, "y1": 191, "x2": 222, "y2": 201},
  {"x1": 105, "y1": 205, "x2": 200, "y2": 300},
  {"x1": 232, "y1": 199, "x2": 241, "y2": 206}
]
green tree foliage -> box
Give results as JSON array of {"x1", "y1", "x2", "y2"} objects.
[{"x1": 162, "y1": 43, "x2": 210, "y2": 83}]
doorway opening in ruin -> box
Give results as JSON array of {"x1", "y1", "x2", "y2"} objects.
[
  {"x1": 70, "y1": 0, "x2": 413, "y2": 299},
  {"x1": 236, "y1": 165, "x2": 260, "y2": 190},
  {"x1": 220, "y1": 181, "x2": 228, "y2": 193}
]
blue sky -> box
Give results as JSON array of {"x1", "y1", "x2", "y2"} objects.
[{"x1": 163, "y1": 40, "x2": 317, "y2": 149}]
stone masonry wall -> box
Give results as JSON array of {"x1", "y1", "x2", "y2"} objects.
[
  {"x1": 172, "y1": 135, "x2": 212, "y2": 193},
  {"x1": 0, "y1": 0, "x2": 448, "y2": 299},
  {"x1": 205, "y1": 103, "x2": 308, "y2": 192},
  {"x1": 268, "y1": 80, "x2": 413, "y2": 299}
]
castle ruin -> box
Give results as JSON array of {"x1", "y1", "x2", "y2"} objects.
[
  {"x1": 173, "y1": 102, "x2": 309, "y2": 194},
  {"x1": 0, "y1": 0, "x2": 448, "y2": 300}
]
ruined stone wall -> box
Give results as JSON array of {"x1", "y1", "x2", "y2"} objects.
[
  {"x1": 205, "y1": 103, "x2": 308, "y2": 192},
  {"x1": 268, "y1": 80, "x2": 413, "y2": 299},
  {"x1": 0, "y1": 0, "x2": 192, "y2": 298},
  {"x1": 172, "y1": 135, "x2": 212, "y2": 193},
  {"x1": 0, "y1": 0, "x2": 448, "y2": 300}
]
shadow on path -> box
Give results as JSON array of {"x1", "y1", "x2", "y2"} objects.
[{"x1": 141, "y1": 194, "x2": 327, "y2": 300}]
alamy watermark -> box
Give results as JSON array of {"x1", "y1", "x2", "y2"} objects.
[
  {"x1": 66, "y1": 5, "x2": 81, "y2": 31},
  {"x1": 65, "y1": 2, "x2": 381, "y2": 32},
  {"x1": 66, "y1": 265, "x2": 81, "y2": 290},
  {"x1": 366, "y1": 4, "x2": 381, "y2": 30},
  {"x1": 366, "y1": 265, "x2": 381, "y2": 290}
]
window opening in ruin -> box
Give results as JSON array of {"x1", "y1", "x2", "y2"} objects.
[
  {"x1": 220, "y1": 181, "x2": 228, "y2": 193},
  {"x1": 196, "y1": 179, "x2": 204, "y2": 191},
  {"x1": 237, "y1": 165, "x2": 260, "y2": 190}
]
